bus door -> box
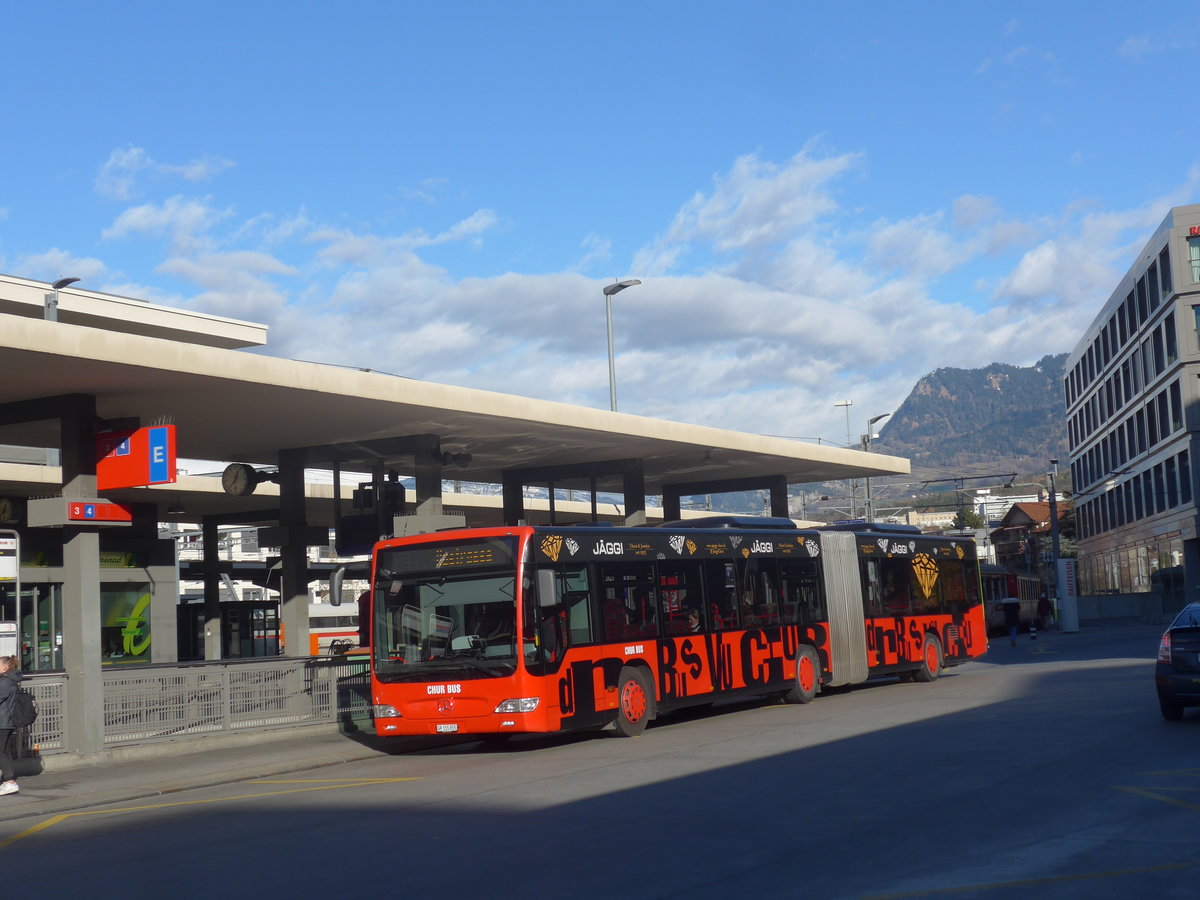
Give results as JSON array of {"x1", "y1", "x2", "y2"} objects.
[{"x1": 816, "y1": 531, "x2": 869, "y2": 687}]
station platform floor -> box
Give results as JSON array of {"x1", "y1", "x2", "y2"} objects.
[{"x1": 0, "y1": 725, "x2": 399, "y2": 825}]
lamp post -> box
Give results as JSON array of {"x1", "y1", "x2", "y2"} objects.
[
  {"x1": 603, "y1": 279, "x2": 642, "y2": 412},
  {"x1": 1048, "y1": 457, "x2": 1062, "y2": 600},
  {"x1": 833, "y1": 400, "x2": 854, "y2": 517},
  {"x1": 45, "y1": 276, "x2": 80, "y2": 322},
  {"x1": 861, "y1": 412, "x2": 891, "y2": 522}
]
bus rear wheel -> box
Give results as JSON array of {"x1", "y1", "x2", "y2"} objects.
[
  {"x1": 783, "y1": 644, "x2": 820, "y2": 704},
  {"x1": 913, "y1": 634, "x2": 943, "y2": 683},
  {"x1": 614, "y1": 667, "x2": 653, "y2": 737}
]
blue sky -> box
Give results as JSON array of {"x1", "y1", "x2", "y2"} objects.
[{"x1": 3, "y1": 2, "x2": 1199, "y2": 448}]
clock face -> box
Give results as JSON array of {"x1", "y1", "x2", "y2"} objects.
[{"x1": 221, "y1": 464, "x2": 257, "y2": 496}]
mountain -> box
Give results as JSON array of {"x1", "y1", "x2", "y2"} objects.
[{"x1": 871, "y1": 353, "x2": 1069, "y2": 476}]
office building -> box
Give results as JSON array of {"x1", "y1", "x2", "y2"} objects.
[{"x1": 1065, "y1": 204, "x2": 1200, "y2": 611}]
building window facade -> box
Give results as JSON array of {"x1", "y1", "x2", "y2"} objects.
[{"x1": 1065, "y1": 206, "x2": 1200, "y2": 607}]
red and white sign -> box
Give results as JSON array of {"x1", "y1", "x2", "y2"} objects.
[
  {"x1": 28, "y1": 498, "x2": 133, "y2": 527},
  {"x1": 96, "y1": 425, "x2": 177, "y2": 491},
  {"x1": 67, "y1": 501, "x2": 133, "y2": 523}
]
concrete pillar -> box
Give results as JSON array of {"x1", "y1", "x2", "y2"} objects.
[
  {"x1": 622, "y1": 462, "x2": 647, "y2": 527},
  {"x1": 662, "y1": 489, "x2": 682, "y2": 522},
  {"x1": 202, "y1": 517, "x2": 222, "y2": 659},
  {"x1": 769, "y1": 479, "x2": 789, "y2": 517},
  {"x1": 502, "y1": 472, "x2": 525, "y2": 525},
  {"x1": 278, "y1": 448, "x2": 310, "y2": 657},
  {"x1": 59, "y1": 396, "x2": 104, "y2": 757},
  {"x1": 413, "y1": 437, "x2": 444, "y2": 517}
]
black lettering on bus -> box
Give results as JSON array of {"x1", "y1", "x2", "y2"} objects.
[
  {"x1": 657, "y1": 639, "x2": 680, "y2": 703},
  {"x1": 907, "y1": 618, "x2": 923, "y2": 659},
  {"x1": 705, "y1": 633, "x2": 735, "y2": 691},
  {"x1": 566, "y1": 660, "x2": 600, "y2": 717},
  {"x1": 762, "y1": 626, "x2": 785, "y2": 683},
  {"x1": 741, "y1": 629, "x2": 768, "y2": 687},
  {"x1": 680, "y1": 639, "x2": 703, "y2": 679},
  {"x1": 559, "y1": 673, "x2": 574, "y2": 715},
  {"x1": 781, "y1": 624, "x2": 798, "y2": 662}
]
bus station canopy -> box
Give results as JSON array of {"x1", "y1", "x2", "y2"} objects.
[{"x1": 0, "y1": 275, "x2": 909, "y2": 521}]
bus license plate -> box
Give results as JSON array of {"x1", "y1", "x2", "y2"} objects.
[{"x1": 436, "y1": 724, "x2": 459, "y2": 733}]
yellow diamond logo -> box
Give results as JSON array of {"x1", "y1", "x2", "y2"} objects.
[
  {"x1": 913, "y1": 553, "x2": 939, "y2": 599},
  {"x1": 540, "y1": 535, "x2": 563, "y2": 562}
]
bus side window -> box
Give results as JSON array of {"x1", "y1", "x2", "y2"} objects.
[
  {"x1": 703, "y1": 561, "x2": 738, "y2": 631},
  {"x1": 780, "y1": 559, "x2": 824, "y2": 626},
  {"x1": 553, "y1": 564, "x2": 593, "y2": 646},
  {"x1": 880, "y1": 558, "x2": 912, "y2": 614},
  {"x1": 862, "y1": 559, "x2": 884, "y2": 617},
  {"x1": 657, "y1": 560, "x2": 703, "y2": 634},
  {"x1": 598, "y1": 563, "x2": 657, "y2": 641}
]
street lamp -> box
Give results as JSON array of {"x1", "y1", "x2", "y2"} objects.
[
  {"x1": 45, "y1": 276, "x2": 80, "y2": 322},
  {"x1": 861, "y1": 412, "x2": 891, "y2": 522},
  {"x1": 833, "y1": 400, "x2": 854, "y2": 517},
  {"x1": 603, "y1": 279, "x2": 641, "y2": 412},
  {"x1": 1048, "y1": 458, "x2": 1062, "y2": 598}
]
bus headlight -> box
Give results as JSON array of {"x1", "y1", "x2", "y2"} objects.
[
  {"x1": 494, "y1": 698, "x2": 539, "y2": 713},
  {"x1": 373, "y1": 704, "x2": 401, "y2": 718}
]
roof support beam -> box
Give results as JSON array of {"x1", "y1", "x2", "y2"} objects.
[
  {"x1": 502, "y1": 458, "x2": 646, "y2": 526},
  {"x1": 662, "y1": 475, "x2": 789, "y2": 520}
]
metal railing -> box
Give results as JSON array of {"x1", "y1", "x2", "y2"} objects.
[{"x1": 21, "y1": 655, "x2": 371, "y2": 755}]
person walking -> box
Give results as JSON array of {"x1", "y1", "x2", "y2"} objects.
[
  {"x1": 0, "y1": 654, "x2": 22, "y2": 796},
  {"x1": 1037, "y1": 593, "x2": 1053, "y2": 632}
]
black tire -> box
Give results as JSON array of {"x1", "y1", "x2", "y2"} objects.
[
  {"x1": 913, "y1": 634, "x2": 943, "y2": 683},
  {"x1": 783, "y1": 644, "x2": 821, "y2": 704},
  {"x1": 1160, "y1": 698, "x2": 1185, "y2": 721},
  {"x1": 614, "y1": 667, "x2": 653, "y2": 737}
]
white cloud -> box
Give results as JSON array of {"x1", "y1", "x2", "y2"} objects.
[
  {"x1": 42, "y1": 145, "x2": 1200, "y2": 449},
  {"x1": 102, "y1": 195, "x2": 229, "y2": 254},
  {"x1": 14, "y1": 249, "x2": 108, "y2": 285},
  {"x1": 633, "y1": 146, "x2": 861, "y2": 276},
  {"x1": 222, "y1": 152, "x2": 1195, "y2": 443},
  {"x1": 867, "y1": 214, "x2": 962, "y2": 279},
  {"x1": 95, "y1": 145, "x2": 233, "y2": 202},
  {"x1": 572, "y1": 233, "x2": 611, "y2": 272}
]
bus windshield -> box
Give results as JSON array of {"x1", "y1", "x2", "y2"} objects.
[{"x1": 372, "y1": 536, "x2": 522, "y2": 682}]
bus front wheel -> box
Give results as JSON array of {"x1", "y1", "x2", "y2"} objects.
[
  {"x1": 913, "y1": 634, "x2": 943, "y2": 683},
  {"x1": 783, "y1": 644, "x2": 821, "y2": 704},
  {"x1": 614, "y1": 667, "x2": 653, "y2": 737}
]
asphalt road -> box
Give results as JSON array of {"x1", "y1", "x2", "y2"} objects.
[{"x1": 5, "y1": 622, "x2": 1195, "y2": 900}]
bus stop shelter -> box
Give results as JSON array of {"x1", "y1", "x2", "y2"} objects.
[{"x1": 0, "y1": 274, "x2": 908, "y2": 757}]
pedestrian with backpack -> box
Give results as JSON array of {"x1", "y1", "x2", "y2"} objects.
[{"x1": 0, "y1": 654, "x2": 23, "y2": 796}]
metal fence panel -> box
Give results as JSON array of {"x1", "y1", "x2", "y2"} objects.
[{"x1": 25, "y1": 656, "x2": 371, "y2": 755}]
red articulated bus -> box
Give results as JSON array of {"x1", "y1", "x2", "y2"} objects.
[{"x1": 365, "y1": 517, "x2": 987, "y2": 739}]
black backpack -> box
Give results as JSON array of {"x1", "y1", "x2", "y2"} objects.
[{"x1": 9, "y1": 688, "x2": 37, "y2": 729}]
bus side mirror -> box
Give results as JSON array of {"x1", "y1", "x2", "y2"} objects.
[
  {"x1": 536, "y1": 569, "x2": 558, "y2": 608},
  {"x1": 330, "y1": 566, "x2": 345, "y2": 607}
]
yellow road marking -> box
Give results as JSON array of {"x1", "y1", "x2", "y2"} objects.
[
  {"x1": 1115, "y1": 784, "x2": 1200, "y2": 812},
  {"x1": 0, "y1": 777, "x2": 420, "y2": 850}
]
